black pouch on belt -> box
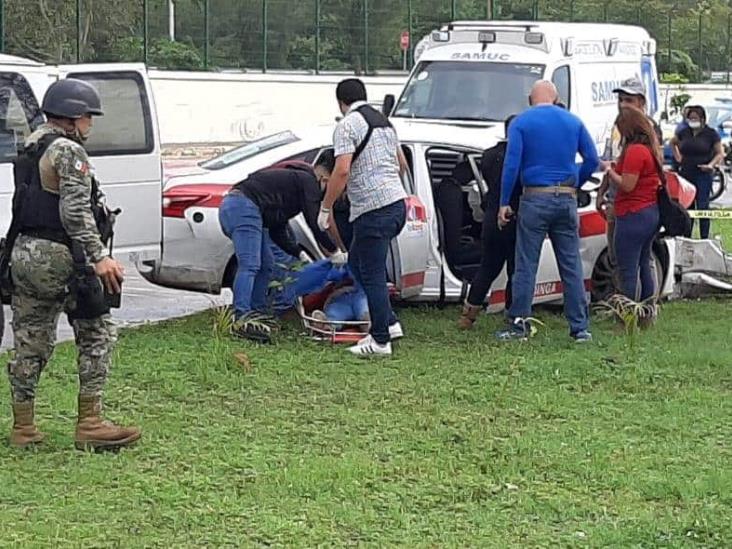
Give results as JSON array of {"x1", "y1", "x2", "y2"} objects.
[{"x1": 67, "y1": 241, "x2": 121, "y2": 320}]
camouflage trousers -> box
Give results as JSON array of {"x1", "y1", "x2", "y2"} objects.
[{"x1": 7, "y1": 235, "x2": 116, "y2": 403}]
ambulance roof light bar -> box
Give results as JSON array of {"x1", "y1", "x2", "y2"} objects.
[{"x1": 446, "y1": 21, "x2": 539, "y2": 32}]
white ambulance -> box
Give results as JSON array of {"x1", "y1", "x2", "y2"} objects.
[
  {"x1": 388, "y1": 20, "x2": 659, "y2": 151},
  {"x1": 378, "y1": 20, "x2": 665, "y2": 305}
]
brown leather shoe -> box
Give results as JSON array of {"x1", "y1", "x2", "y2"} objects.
[
  {"x1": 10, "y1": 400, "x2": 45, "y2": 448},
  {"x1": 457, "y1": 303, "x2": 482, "y2": 330},
  {"x1": 75, "y1": 395, "x2": 141, "y2": 452}
]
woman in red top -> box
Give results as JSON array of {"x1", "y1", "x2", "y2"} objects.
[{"x1": 605, "y1": 107, "x2": 661, "y2": 302}]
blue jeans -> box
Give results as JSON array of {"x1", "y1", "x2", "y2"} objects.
[
  {"x1": 614, "y1": 205, "x2": 659, "y2": 301},
  {"x1": 268, "y1": 238, "x2": 298, "y2": 314},
  {"x1": 509, "y1": 192, "x2": 588, "y2": 335},
  {"x1": 687, "y1": 171, "x2": 713, "y2": 239},
  {"x1": 219, "y1": 194, "x2": 273, "y2": 319},
  {"x1": 349, "y1": 200, "x2": 406, "y2": 345},
  {"x1": 325, "y1": 288, "x2": 369, "y2": 330}
]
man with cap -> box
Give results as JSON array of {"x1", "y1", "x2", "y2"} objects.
[
  {"x1": 596, "y1": 76, "x2": 663, "y2": 272},
  {"x1": 6, "y1": 79, "x2": 140, "y2": 451}
]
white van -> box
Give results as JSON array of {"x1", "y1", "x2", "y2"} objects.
[{"x1": 0, "y1": 54, "x2": 162, "y2": 263}]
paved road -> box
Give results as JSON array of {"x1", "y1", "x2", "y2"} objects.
[{"x1": 1, "y1": 260, "x2": 229, "y2": 351}]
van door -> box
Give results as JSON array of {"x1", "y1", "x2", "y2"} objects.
[
  {"x1": 0, "y1": 65, "x2": 51, "y2": 237},
  {"x1": 57, "y1": 64, "x2": 161, "y2": 262}
]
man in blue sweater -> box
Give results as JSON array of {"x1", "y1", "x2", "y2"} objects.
[{"x1": 497, "y1": 81, "x2": 599, "y2": 342}]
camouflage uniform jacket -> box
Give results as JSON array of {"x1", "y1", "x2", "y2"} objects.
[{"x1": 26, "y1": 123, "x2": 105, "y2": 262}]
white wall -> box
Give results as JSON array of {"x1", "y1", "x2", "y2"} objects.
[
  {"x1": 150, "y1": 70, "x2": 407, "y2": 145},
  {"x1": 149, "y1": 71, "x2": 732, "y2": 146}
]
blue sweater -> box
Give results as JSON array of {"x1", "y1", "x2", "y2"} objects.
[{"x1": 500, "y1": 105, "x2": 599, "y2": 206}]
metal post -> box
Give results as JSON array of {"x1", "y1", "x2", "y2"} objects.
[
  {"x1": 697, "y1": 11, "x2": 703, "y2": 82},
  {"x1": 667, "y1": 12, "x2": 672, "y2": 75},
  {"x1": 407, "y1": 0, "x2": 413, "y2": 68},
  {"x1": 570, "y1": 0, "x2": 575, "y2": 22},
  {"x1": 636, "y1": 6, "x2": 642, "y2": 24},
  {"x1": 603, "y1": 2, "x2": 608, "y2": 22},
  {"x1": 262, "y1": 0, "x2": 268, "y2": 72},
  {"x1": 76, "y1": 0, "x2": 82, "y2": 62},
  {"x1": 0, "y1": 0, "x2": 5, "y2": 53},
  {"x1": 315, "y1": 0, "x2": 321, "y2": 74},
  {"x1": 451, "y1": 0, "x2": 457, "y2": 20},
  {"x1": 727, "y1": 14, "x2": 731, "y2": 85},
  {"x1": 533, "y1": 0, "x2": 539, "y2": 20},
  {"x1": 203, "y1": 0, "x2": 210, "y2": 69},
  {"x1": 364, "y1": 0, "x2": 369, "y2": 73},
  {"x1": 143, "y1": 0, "x2": 149, "y2": 65},
  {"x1": 168, "y1": 0, "x2": 175, "y2": 41}
]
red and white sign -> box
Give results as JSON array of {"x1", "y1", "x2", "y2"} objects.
[{"x1": 400, "y1": 31, "x2": 410, "y2": 51}]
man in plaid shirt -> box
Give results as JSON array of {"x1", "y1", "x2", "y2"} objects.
[{"x1": 319, "y1": 78, "x2": 408, "y2": 357}]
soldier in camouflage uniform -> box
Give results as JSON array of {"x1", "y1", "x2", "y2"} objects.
[{"x1": 8, "y1": 79, "x2": 141, "y2": 451}]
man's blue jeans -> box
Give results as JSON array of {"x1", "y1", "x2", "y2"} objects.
[
  {"x1": 349, "y1": 200, "x2": 406, "y2": 345},
  {"x1": 508, "y1": 192, "x2": 589, "y2": 335},
  {"x1": 268, "y1": 239, "x2": 298, "y2": 315},
  {"x1": 219, "y1": 193, "x2": 273, "y2": 319}
]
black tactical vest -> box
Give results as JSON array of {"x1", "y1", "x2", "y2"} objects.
[
  {"x1": 13, "y1": 134, "x2": 115, "y2": 247},
  {"x1": 14, "y1": 134, "x2": 67, "y2": 242}
]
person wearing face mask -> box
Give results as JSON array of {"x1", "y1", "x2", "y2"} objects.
[
  {"x1": 218, "y1": 153, "x2": 341, "y2": 343},
  {"x1": 5, "y1": 79, "x2": 140, "y2": 451},
  {"x1": 670, "y1": 105, "x2": 725, "y2": 239}
]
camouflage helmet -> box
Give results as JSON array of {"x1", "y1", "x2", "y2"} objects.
[{"x1": 42, "y1": 78, "x2": 104, "y2": 119}]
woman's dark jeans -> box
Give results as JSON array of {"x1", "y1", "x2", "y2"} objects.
[{"x1": 614, "y1": 204, "x2": 660, "y2": 301}]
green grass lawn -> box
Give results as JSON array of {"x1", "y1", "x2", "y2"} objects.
[{"x1": 0, "y1": 295, "x2": 730, "y2": 546}]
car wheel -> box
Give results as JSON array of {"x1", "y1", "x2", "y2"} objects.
[
  {"x1": 591, "y1": 249, "x2": 664, "y2": 302},
  {"x1": 710, "y1": 167, "x2": 727, "y2": 202}
]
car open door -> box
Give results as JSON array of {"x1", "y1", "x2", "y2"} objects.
[
  {"x1": 388, "y1": 148, "x2": 430, "y2": 299},
  {"x1": 57, "y1": 63, "x2": 161, "y2": 263},
  {"x1": 389, "y1": 194, "x2": 430, "y2": 298}
]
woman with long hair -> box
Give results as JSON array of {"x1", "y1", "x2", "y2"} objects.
[{"x1": 604, "y1": 107, "x2": 661, "y2": 303}]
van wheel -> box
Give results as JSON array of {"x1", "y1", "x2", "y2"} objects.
[{"x1": 591, "y1": 249, "x2": 664, "y2": 302}]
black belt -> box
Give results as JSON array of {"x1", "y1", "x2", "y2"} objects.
[{"x1": 20, "y1": 228, "x2": 71, "y2": 246}]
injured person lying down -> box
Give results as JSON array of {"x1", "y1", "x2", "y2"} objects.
[{"x1": 289, "y1": 258, "x2": 370, "y2": 337}]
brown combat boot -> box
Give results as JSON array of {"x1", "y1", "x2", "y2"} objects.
[
  {"x1": 457, "y1": 303, "x2": 482, "y2": 330},
  {"x1": 10, "y1": 401, "x2": 45, "y2": 448},
  {"x1": 74, "y1": 395, "x2": 141, "y2": 452}
]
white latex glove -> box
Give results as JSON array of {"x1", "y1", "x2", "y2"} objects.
[
  {"x1": 330, "y1": 250, "x2": 348, "y2": 267},
  {"x1": 298, "y1": 251, "x2": 310, "y2": 263},
  {"x1": 317, "y1": 207, "x2": 331, "y2": 231}
]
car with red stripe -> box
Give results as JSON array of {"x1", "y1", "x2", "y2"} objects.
[{"x1": 140, "y1": 125, "x2": 673, "y2": 308}]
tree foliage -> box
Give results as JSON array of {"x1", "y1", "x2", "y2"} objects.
[{"x1": 3, "y1": 0, "x2": 731, "y2": 82}]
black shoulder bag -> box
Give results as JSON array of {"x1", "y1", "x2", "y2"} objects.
[{"x1": 652, "y1": 154, "x2": 692, "y2": 238}]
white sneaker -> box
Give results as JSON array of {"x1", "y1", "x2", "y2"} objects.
[
  {"x1": 347, "y1": 335, "x2": 392, "y2": 357},
  {"x1": 389, "y1": 322, "x2": 404, "y2": 340}
]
